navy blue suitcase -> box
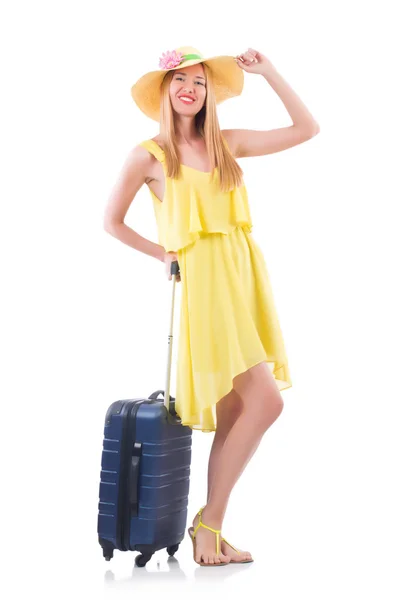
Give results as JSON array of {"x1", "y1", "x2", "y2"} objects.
[{"x1": 97, "y1": 261, "x2": 193, "y2": 567}]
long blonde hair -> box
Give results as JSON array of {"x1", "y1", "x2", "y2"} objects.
[{"x1": 157, "y1": 63, "x2": 244, "y2": 193}]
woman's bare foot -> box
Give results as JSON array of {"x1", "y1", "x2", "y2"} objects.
[{"x1": 190, "y1": 507, "x2": 231, "y2": 565}]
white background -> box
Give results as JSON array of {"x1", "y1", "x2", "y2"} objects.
[{"x1": 1, "y1": 0, "x2": 396, "y2": 598}]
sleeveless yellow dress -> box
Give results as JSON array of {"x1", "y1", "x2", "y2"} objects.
[{"x1": 139, "y1": 138, "x2": 292, "y2": 432}]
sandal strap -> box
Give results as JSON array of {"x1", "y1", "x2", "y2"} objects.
[
  {"x1": 192, "y1": 520, "x2": 222, "y2": 554},
  {"x1": 193, "y1": 507, "x2": 240, "y2": 556},
  {"x1": 192, "y1": 507, "x2": 205, "y2": 538},
  {"x1": 222, "y1": 536, "x2": 240, "y2": 554},
  {"x1": 198, "y1": 521, "x2": 221, "y2": 535},
  {"x1": 193, "y1": 520, "x2": 221, "y2": 536}
]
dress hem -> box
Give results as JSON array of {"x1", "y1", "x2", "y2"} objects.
[{"x1": 178, "y1": 356, "x2": 292, "y2": 433}]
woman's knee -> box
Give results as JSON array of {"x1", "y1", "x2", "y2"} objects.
[{"x1": 250, "y1": 391, "x2": 284, "y2": 428}]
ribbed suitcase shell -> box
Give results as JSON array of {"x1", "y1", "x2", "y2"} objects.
[{"x1": 98, "y1": 391, "x2": 193, "y2": 565}]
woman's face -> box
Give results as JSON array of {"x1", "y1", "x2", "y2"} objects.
[{"x1": 169, "y1": 63, "x2": 207, "y2": 116}]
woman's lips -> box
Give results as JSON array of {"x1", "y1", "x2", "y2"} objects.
[{"x1": 178, "y1": 97, "x2": 195, "y2": 104}]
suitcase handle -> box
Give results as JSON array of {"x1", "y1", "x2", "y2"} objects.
[
  {"x1": 129, "y1": 441, "x2": 142, "y2": 516},
  {"x1": 163, "y1": 260, "x2": 180, "y2": 414},
  {"x1": 148, "y1": 390, "x2": 182, "y2": 425}
]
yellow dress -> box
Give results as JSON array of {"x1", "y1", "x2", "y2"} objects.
[{"x1": 138, "y1": 138, "x2": 292, "y2": 432}]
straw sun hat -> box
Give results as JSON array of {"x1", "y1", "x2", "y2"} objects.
[{"x1": 130, "y1": 45, "x2": 245, "y2": 122}]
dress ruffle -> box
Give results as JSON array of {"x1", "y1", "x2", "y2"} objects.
[
  {"x1": 160, "y1": 172, "x2": 253, "y2": 253},
  {"x1": 139, "y1": 139, "x2": 253, "y2": 253}
]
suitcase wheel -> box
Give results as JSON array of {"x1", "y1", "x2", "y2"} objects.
[
  {"x1": 99, "y1": 539, "x2": 114, "y2": 562},
  {"x1": 135, "y1": 553, "x2": 153, "y2": 567},
  {"x1": 166, "y1": 544, "x2": 179, "y2": 557}
]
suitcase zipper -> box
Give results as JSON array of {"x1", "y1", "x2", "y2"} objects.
[
  {"x1": 115, "y1": 400, "x2": 133, "y2": 550},
  {"x1": 119, "y1": 399, "x2": 148, "y2": 551}
]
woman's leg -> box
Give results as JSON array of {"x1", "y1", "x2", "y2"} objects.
[
  {"x1": 191, "y1": 361, "x2": 284, "y2": 565},
  {"x1": 190, "y1": 389, "x2": 242, "y2": 565},
  {"x1": 207, "y1": 388, "x2": 243, "y2": 503},
  {"x1": 204, "y1": 389, "x2": 253, "y2": 561}
]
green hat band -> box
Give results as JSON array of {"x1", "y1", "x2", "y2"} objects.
[{"x1": 181, "y1": 54, "x2": 202, "y2": 62}]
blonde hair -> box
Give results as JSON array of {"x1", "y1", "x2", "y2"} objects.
[{"x1": 157, "y1": 63, "x2": 244, "y2": 192}]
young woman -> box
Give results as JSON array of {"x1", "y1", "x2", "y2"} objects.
[{"x1": 104, "y1": 46, "x2": 319, "y2": 567}]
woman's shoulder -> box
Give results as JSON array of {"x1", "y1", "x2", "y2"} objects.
[
  {"x1": 138, "y1": 137, "x2": 165, "y2": 163},
  {"x1": 149, "y1": 136, "x2": 165, "y2": 151}
]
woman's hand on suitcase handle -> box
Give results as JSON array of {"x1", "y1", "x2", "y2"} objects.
[{"x1": 164, "y1": 251, "x2": 181, "y2": 282}]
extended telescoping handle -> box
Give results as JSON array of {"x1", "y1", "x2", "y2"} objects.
[{"x1": 163, "y1": 260, "x2": 180, "y2": 412}]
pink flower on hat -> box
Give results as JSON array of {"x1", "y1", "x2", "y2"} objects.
[{"x1": 158, "y1": 49, "x2": 184, "y2": 70}]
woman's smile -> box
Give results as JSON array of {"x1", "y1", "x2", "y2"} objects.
[{"x1": 178, "y1": 96, "x2": 195, "y2": 104}]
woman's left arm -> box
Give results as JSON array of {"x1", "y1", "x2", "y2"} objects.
[{"x1": 223, "y1": 48, "x2": 320, "y2": 158}]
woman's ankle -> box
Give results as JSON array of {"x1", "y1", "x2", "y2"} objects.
[{"x1": 202, "y1": 504, "x2": 225, "y2": 529}]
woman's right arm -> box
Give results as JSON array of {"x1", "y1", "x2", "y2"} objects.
[{"x1": 103, "y1": 144, "x2": 165, "y2": 263}]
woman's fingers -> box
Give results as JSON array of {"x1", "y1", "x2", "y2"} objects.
[{"x1": 235, "y1": 49, "x2": 258, "y2": 64}]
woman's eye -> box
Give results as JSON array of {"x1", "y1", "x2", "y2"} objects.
[{"x1": 175, "y1": 77, "x2": 204, "y2": 85}]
